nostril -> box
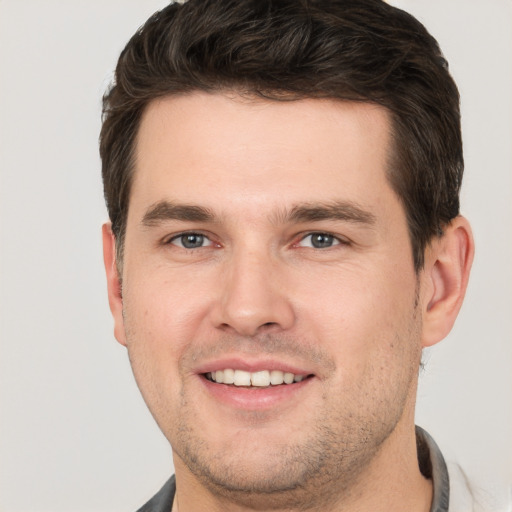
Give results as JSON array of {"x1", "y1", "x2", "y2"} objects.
[{"x1": 260, "y1": 322, "x2": 280, "y2": 332}]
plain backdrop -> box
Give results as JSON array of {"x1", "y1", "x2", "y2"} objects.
[{"x1": 0, "y1": 1, "x2": 511, "y2": 511}]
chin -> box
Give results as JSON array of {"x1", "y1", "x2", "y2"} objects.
[
  {"x1": 171, "y1": 415, "x2": 375, "y2": 510},
  {"x1": 179, "y1": 444, "x2": 332, "y2": 509}
]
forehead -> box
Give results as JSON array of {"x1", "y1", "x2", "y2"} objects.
[{"x1": 132, "y1": 92, "x2": 395, "y2": 219}]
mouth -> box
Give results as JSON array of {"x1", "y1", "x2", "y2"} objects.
[
  {"x1": 196, "y1": 359, "x2": 317, "y2": 410},
  {"x1": 204, "y1": 369, "x2": 313, "y2": 388}
]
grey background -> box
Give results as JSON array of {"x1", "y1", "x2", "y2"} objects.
[{"x1": 1, "y1": 0, "x2": 511, "y2": 510}]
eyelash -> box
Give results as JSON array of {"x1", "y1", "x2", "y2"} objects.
[
  {"x1": 166, "y1": 232, "x2": 214, "y2": 249},
  {"x1": 165, "y1": 231, "x2": 348, "y2": 250},
  {"x1": 295, "y1": 232, "x2": 347, "y2": 249}
]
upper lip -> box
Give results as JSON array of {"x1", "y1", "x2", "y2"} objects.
[{"x1": 194, "y1": 357, "x2": 314, "y2": 376}]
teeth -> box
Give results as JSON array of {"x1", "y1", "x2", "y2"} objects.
[
  {"x1": 208, "y1": 369, "x2": 307, "y2": 387},
  {"x1": 233, "y1": 370, "x2": 251, "y2": 386},
  {"x1": 223, "y1": 368, "x2": 235, "y2": 384},
  {"x1": 251, "y1": 370, "x2": 270, "y2": 387},
  {"x1": 283, "y1": 372, "x2": 294, "y2": 384},
  {"x1": 270, "y1": 370, "x2": 284, "y2": 385}
]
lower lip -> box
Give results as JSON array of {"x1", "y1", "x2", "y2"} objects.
[{"x1": 200, "y1": 375, "x2": 313, "y2": 410}]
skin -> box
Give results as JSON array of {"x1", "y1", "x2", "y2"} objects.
[{"x1": 103, "y1": 92, "x2": 473, "y2": 512}]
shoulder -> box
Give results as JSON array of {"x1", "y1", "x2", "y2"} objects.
[{"x1": 448, "y1": 463, "x2": 511, "y2": 512}]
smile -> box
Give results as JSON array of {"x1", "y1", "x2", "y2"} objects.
[{"x1": 205, "y1": 369, "x2": 309, "y2": 387}]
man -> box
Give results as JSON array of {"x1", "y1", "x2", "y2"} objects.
[{"x1": 100, "y1": 1, "x2": 477, "y2": 510}]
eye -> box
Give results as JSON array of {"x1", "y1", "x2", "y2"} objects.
[
  {"x1": 297, "y1": 232, "x2": 341, "y2": 249},
  {"x1": 169, "y1": 233, "x2": 213, "y2": 249}
]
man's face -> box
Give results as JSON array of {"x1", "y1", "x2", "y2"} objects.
[{"x1": 110, "y1": 93, "x2": 425, "y2": 505}]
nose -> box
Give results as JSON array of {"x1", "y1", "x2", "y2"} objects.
[{"x1": 212, "y1": 248, "x2": 296, "y2": 337}]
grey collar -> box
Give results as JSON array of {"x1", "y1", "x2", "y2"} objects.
[{"x1": 416, "y1": 425, "x2": 450, "y2": 512}]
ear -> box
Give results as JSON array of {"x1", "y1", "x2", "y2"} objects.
[
  {"x1": 420, "y1": 216, "x2": 474, "y2": 347},
  {"x1": 102, "y1": 223, "x2": 127, "y2": 346}
]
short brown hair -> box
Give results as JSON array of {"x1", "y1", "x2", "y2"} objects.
[{"x1": 100, "y1": 0, "x2": 462, "y2": 271}]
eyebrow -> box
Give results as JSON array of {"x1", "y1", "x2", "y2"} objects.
[
  {"x1": 141, "y1": 201, "x2": 215, "y2": 227},
  {"x1": 141, "y1": 199, "x2": 376, "y2": 228},
  {"x1": 281, "y1": 201, "x2": 376, "y2": 226}
]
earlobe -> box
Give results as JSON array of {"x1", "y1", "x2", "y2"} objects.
[
  {"x1": 421, "y1": 216, "x2": 474, "y2": 347},
  {"x1": 102, "y1": 223, "x2": 127, "y2": 346}
]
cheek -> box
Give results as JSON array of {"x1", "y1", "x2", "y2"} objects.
[
  {"x1": 124, "y1": 264, "x2": 212, "y2": 339},
  {"x1": 297, "y1": 267, "x2": 421, "y2": 420},
  {"x1": 120, "y1": 276, "x2": 201, "y2": 390},
  {"x1": 295, "y1": 263, "x2": 419, "y2": 363},
  {"x1": 121, "y1": 289, "x2": 191, "y2": 432}
]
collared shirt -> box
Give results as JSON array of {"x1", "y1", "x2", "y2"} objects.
[
  {"x1": 416, "y1": 426, "x2": 450, "y2": 511},
  {"x1": 135, "y1": 426, "x2": 500, "y2": 512}
]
